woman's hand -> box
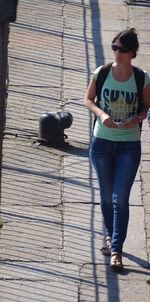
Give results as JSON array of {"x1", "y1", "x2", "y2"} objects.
[
  {"x1": 118, "y1": 116, "x2": 139, "y2": 128},
  {"x1": 139, "y1": 110, "x2": 148, "y2": 122},
  {"x1": 99, "y1": 113, "x2": 118, "y2": 128},
  {"x1": 114, "y1": 110, "x2": 148, "y2": 129}
]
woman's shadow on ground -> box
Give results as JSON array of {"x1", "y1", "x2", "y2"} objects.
[{"x1": 122, "y1": 251, "x2": 150, "y2": 276}]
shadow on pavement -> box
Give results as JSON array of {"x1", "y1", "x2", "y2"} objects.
[{"x1": 123, "y1": 251, "x2": 150, "y2": 269}]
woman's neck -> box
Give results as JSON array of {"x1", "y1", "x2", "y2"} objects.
[{"x1": 112, "y1": 62, "x2": 133, "y2": 81}]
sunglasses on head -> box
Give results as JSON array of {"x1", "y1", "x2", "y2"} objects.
[{"x1": 111, "y1": 43, "x2": 130, "y2": 53}]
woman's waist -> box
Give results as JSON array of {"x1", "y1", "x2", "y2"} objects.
[{"x1": 94, "y1": 120, "x2": 141, "y2": 142}]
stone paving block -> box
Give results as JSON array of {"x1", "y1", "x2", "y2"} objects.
[
  {"x1": 93, "y1": 18, "x2": 127, "y2": 32},
  {"x1": 64, "y1": 154, "x2": 96, "y2": 184},
  {"x1": 129, "y1": 6, "x2": 150, "y2": 31},
  {"x1": 135, "y1": 56, "x2": 150, "y2": 72},
  {"x1": 63, "y1": 98, "x2": 89, "y2": 122},
  {"x1": 141, "y1": 133, "x2": 150, "y2": 143},
  {"x1": 2, "y1": 138, "x2": 61, "y2": 175},
  {"x1": 135, "y1": 166, "x2": 141, "y2": 181},
  {"x1": 130, "y1": 180, "x2": 142, "y2": 206},
  {"x1": 142, "y1": 173, "x2": 150, "y2": 195},
  {"x1": 0, "y1": 263, "x2": 79, "y2": 301},
  {"x1": 138, "y1": 42, "x2": 150, "y2": 56},
  {"x1": 9, "y1": 58, "x2": 61, "y2": 87},
  {"x1": 142, "y1": 147, "x2": 150, "y2": 161},
  {"x1": 8, "y1": 10, "x2": 62, "y2": 128},
  {"x1": 63, "y1": 203, "x2": 108, "y2": 264},
  {"x1": 63, "y1": 83, "x2": 87, "y2": 100},
  {"x1": 145, "y1": 210, "x2": 150, "y2": 233},
  {"x1": 64, "y1": 69, "x2": 87, "y2": 98},
  {"x1": 123, "y1": 207, "x2": 149, "y2": 267},
  {"x1": 9, "y1": 27, "x2": 62, "y2": 65},
  {"x1": 64, "y1": 1, "x2": 127, "y2": 33},
  {"x1": 0, "y1": 205, "x2": 62, "y2": 223},
  {"x1": 64, "y1": 4, "x2": 89, "y2": 31},
  {"x1": 0, "y1": 0, "x2": 149, "y2": 301},
  {"x1": 138, "y1": 29, "x2": 150, "y2": 43},
  {"x1": 79, "y1": 263, "x2": 150, "y2": 302},
  {"x1": 0, "y1": 261, "x2": 79, "y2": 282},
  {"x1": 64, "y1": 202, "x2": 102, "y2": 234},
  {"x1": 64, "y1": 39, "x2": 89, "y2": 71},
  {"x1": 0, "y1": 214, "x2": 63, "y2": 261},
  {"x1": 142, "y1": 189, "x2": 150, "y2": 245},
  {"x1": 99, "y1": 3, "x2": 128, "y2": 20},
  {"x1": 8, "y1": 81, "x2": 61, "y2": 103},
  {"x1": 5, "y1": 92, "x2": 60, "y2": 135},
  {"x1": 142, "y1": 161, "x2": 150, "y2": 173},
  {"x1": 63, "y1": 226, "x2": 108, "y2": 265},
  {"x1": 17, "y1": 0, "x2": 63, "y2": 32},
  {"x1": 2, "y1": 173, "x2": 61, "y2": 207},
  {"x1": 66, "y1": 124, "x2": 90, "y2": 145},
  {"x1": 63, "y1": 181, "x2": 99, "y2": 204},
  {"x1": 147, "y1": 238, "x2": 150, "y2": 262},
  {"x1": 0, "y1": 280, "x2": 78, "y2": 302}
]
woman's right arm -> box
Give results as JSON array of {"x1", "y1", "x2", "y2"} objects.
[{"x1": 84, "y1": 78, "x2": 118, "y2": 128}]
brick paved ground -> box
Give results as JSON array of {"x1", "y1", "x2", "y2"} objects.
[{"x1": 0, "y1": 0, "x2": 150, "y2": 301}]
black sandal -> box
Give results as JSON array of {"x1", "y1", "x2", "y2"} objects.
[
  {"x1": 110, "y1": 252, "x2": 123, "y2": 271},
  {"x1": 100, "y1": 237, "x2": 112, "y2": 256}
]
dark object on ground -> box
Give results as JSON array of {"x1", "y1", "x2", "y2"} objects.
[{"x1": 39, "y1": 111, "x2": 73, "y2": 145}]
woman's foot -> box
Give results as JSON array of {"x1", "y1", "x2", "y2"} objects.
[
  {"x1": 100, "y1": 237, "x2": 112, "y2": 256},
  {"x1": 110, "y1": 252, "x2": 123, "y2": 271}
]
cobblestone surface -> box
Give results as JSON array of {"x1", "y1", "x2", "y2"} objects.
[{"x1": 0, "y1": 0, "x2": 150, "y2": 301}]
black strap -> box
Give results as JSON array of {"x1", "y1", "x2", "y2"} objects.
[
  {"x1": 133, "y1": 66, "x2": 145, "y2": 114},
  {"x1": 95, "y1": 62, "x2": 113, "y2": 105},
  {"x1": 133, "y1": 66, "x2": 145, "y2": 130},
  {"x1": 94, "y1": 63, "x2": 112, "y2": 126}
]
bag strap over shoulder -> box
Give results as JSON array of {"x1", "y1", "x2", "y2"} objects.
[
  {"x1": 95, "y1": 62, "x2": 113, "y2": 104},
  {"x1": 133, "y1": 66, "x2": 145, "y2": 131},
  {"x1": 94, "y1": 62, "x2": 113, "y2": 127},
  {"x1": 93, "y1": 62, "x2": 113, "y2": 127},
  {"x1": 133, "y1": 66, "x2": 145, "y2": 114}
]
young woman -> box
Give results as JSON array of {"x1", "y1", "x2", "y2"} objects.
[{"x1": 84, "y1": 28, "x2": 150, "y2": 271}]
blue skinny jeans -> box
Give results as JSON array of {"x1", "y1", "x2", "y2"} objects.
[{"x1": 89, "y1": 137, "x2": 141, "y2": 254}]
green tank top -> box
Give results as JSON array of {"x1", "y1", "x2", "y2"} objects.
[{"x1": 93, "y1": 66, "x2": 150, "y2": 141}]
